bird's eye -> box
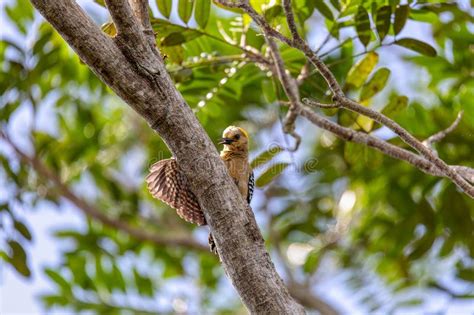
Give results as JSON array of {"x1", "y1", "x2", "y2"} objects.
[{"x1": 234, "y1": 134, "x2": 240, "y2": 140}]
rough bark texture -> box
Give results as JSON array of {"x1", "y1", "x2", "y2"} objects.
[{"x1": 28, "y1": 0, "x2": 305, "y2": 313}]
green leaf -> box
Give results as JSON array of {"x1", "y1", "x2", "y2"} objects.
[
  {"x1": 161, "y1": 30, "x2": 202, "y2": 46},
  {"x1": 393, "y1": 4, "x2": 409, "y2": 35},
  {"x1": 178, "y1": 0, "x2": 195, "y2": 24},
  {"x1": 345, "y1": 52, "x2": 379, "y2": 88},
  {"x1": 195, "y1": 0, "x2": 210, "y2": 28},
  {"x1": 359, "y1": 67, "x2": 390, "y2": 101},
  {"x1": 261, "y1": 79, "x2": 277, "y2": 104},
  {"x1": 381, "y1": 95, "x2": 408, "y2": 118},
  {"x1": 314, "y1": 0, "x2": 334, "y2": 21},
  {"x1": 439, "y1": 237, "x2": 456, "y2": 257},
  {"x1": 8, "y1": 240, "x2": 31, "y2": 277},
  {"x1": 395, "y1": 38, "x2": 437, "y2": 57},
  {"x1": 0, "y1": 101, "x2": 21, "y2": 121},
  {"x1": 112, "y1": 263, "x2": 127, "y2": 292},
  {"x1": 264, "y1": 5, "x2": 284, "y2": 23},
  {"x1": 42, "y1": 295, "x2": 69, "y2": 307},
  {"x1": 256, "y1": 162, "x2": 289, "y2": 187},
  {"x1": 457, "y1": 267, "x2": 474, "y2": 282},
  {"x1": 152, "y1": 18, "x2": 189, "y2": 37},
  {"x1": 250, "y1": 146, "x2": 283, "y2": 169},
  {"x1": 133, "y1": 268, "x2": 154, "y2": 297},
  {"x1": 407, "y1": 233, "x2": 435, "y2": 260},
  {"x1": 329, "y1": 0, "x2": 340, "y2": 11},
  {"x1": 45, "y1": 268, "x2": 72, "y2": 294},
  {"x1": 375, "y1": 5, "x2": 391, "y2": 41},
  {"x1": 14, "y1": 220, "x2": 32, "y2": 241},
  {"x1": 303, "y1": 250, "x2": 321, "y2": 274},
  {"x1": 355, "y1": 7, "x2": 371, "y2": 46},
  {"x1": 157, "y1": 0, "x2": 172, "y2": 19}
]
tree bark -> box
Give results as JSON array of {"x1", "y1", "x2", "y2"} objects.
[{"x1": 28, "y1": 0, "x2": 305, "y2": 313}]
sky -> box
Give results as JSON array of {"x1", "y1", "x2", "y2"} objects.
[{"x1": 1, "y1": 0, "x2": 473, "y2": 314}]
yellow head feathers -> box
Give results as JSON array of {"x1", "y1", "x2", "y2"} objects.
[{"x1": 219, "y1": 126, "x2": 249, "y2": 152}]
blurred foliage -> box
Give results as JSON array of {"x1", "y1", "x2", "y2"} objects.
[{"x1": 1, "y1": 0, "x2": 473, "y2": 313}]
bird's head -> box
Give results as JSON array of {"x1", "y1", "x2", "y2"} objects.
[{"x1": 218, "y1": 126, "x2": 249, "y2": 152}]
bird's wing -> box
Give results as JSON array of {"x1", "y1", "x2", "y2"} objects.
[
  {"x1": 247, "y1": 171, "x2": 255, "y2": 204},
  {"x1": 146, "y1": 158, "x2": 206, "y2": 226}
]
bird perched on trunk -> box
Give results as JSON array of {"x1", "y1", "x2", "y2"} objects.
[{"x1": 146, "y1": 126, "x2": 254, "y2": 254}]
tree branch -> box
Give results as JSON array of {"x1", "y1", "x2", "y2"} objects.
[
  {"x1": 333, "y1": 97, "x2": 474, "y2": 197},
  {"x1": 302, "y1": 98, "x2": 340, "y2": 108},
  {"x1": 265, "y1": 35, "x2": 301, "y2": 151},
  {"x1": 1, "y1": 132, "x2": 208, "y2": 252},
  {"x1": 298, "y1": 106, "x2": 474, "y2": 180},
  {"x1": 218, "y1": 0, "x2": 474, "y2": 198},
  {"x1": 29, "y1": 0, "x2": 305, "y2": 313},
  {"x1": 105, "y1": 0, "x2": 163, "y2": 74}
]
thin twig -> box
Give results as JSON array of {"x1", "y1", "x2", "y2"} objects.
[
  {"x1": 265, "y1": 33, "x2": 301, "y2": 151},
  {"x1": 296, "y1": 62, "x2": 310, "y2": 85},
  {"x1": 302, "y1": 98, "x2": 340, "y2": 108},
  {"x1": 282, "y1": 0, "x2": 299, "y2": 41},
  {"x1": 423, "y1": 111, "x2": 464, "y2": 147}
]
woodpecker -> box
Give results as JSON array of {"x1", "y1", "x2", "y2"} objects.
[{"x1": 146, "y1": 126, "x2": 254, "y2": 254}]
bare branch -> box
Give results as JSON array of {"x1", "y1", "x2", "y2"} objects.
[
  {"x1": 105, "y1": 0, "x2": 163, "y2": 74},
  {"x1": 452, "y1": 166, "x2": 474, "y2": 184},
  {"x1": 282, "y1": 0, "x2": 299, "y2": 42},
  {"x1": 298, "y1": 106, "x2": 472, "y2": 179},
  {"x1": 423, "y1": 111, "x2": 464, "y2": 147},
  {"x1": 296, "y1": 62, "x2": 310, "y2": 86},
  {"x1": 333, "y1": 97, "x2": 474, "y2": 197},
  {"x1": 1, "y1": 132, "x2": 208, "y2": 252},
  {"x1": 128, "y1": 0, "x2": 156, "y2": 48},
  {"x1": 302, "y1": 98, "x2": 340, "y2": 108},
  {"x1": 265, "y1": 35, "x2": 301, "y2": 151}
]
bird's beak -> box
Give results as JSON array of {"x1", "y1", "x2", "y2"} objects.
[{"x1": 218, "y1": 137, "x2": 233, "y2": 145}]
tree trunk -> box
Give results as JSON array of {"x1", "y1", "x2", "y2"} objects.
[{"x1": 28, "y1": 0, "x2": 305, "y2": 313}]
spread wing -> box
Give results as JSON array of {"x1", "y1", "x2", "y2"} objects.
[
  {"x1": 247, "y1": 171, "x2": 255, "y2": 204},
  {"x1": 146, "y1": 158, "x2": 206, "y2": 226}
]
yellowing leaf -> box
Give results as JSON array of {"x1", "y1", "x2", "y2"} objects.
[
  {"x1": 360, "y1": 67, "x2": 391, "y2": 101},
  {"x1": 381, "y1": 95, "x2": 408, "y2": 118},
  {"x1": 346, "y1": 52, "x2": 379, "y2": 88},
  {"x1": 356, "y1": 114, "x2": 374, "y2": 132},
  {"x1": 101, "y1": 22, "x2": 116, "y2": 36}
]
